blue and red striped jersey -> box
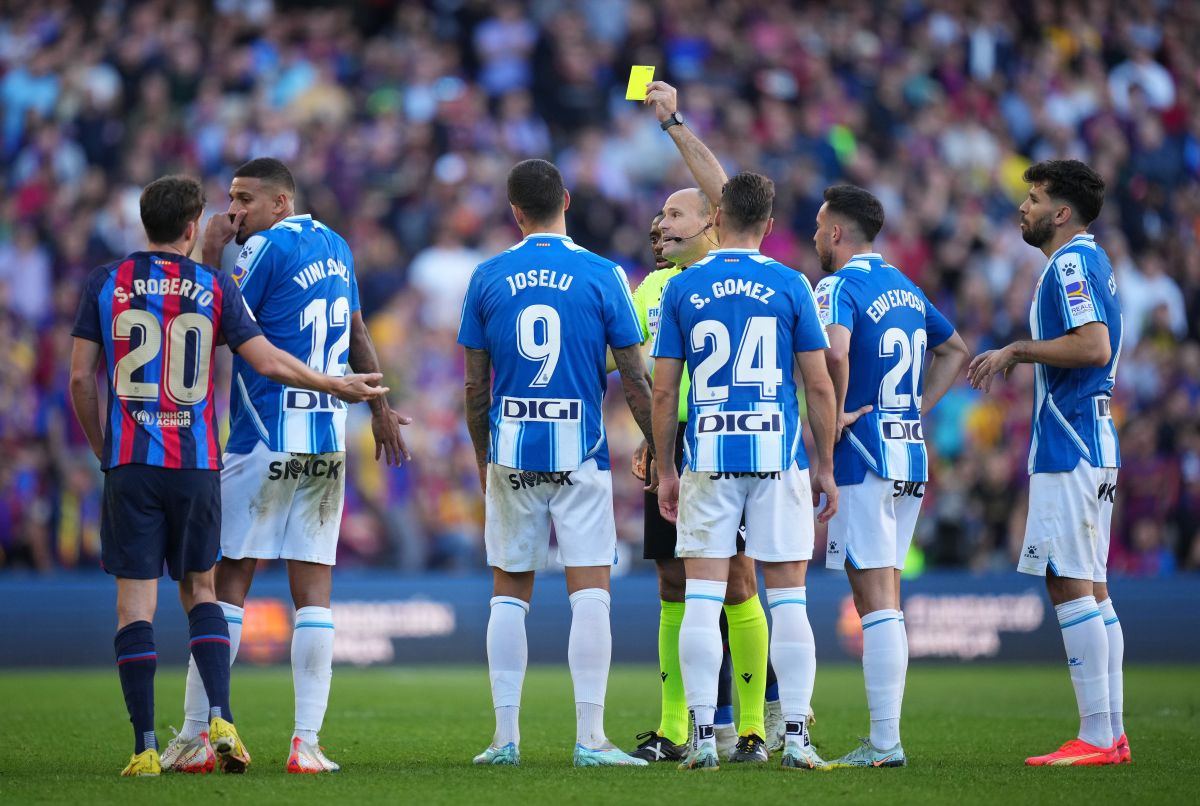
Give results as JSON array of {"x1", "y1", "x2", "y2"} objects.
[{"x1": 71, "y1": 251, "x2": 262, "y2": 470}]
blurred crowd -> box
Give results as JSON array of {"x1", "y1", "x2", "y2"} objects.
[{"x1": 1, "y1": 0, "x2": 1198, "y2": 576}]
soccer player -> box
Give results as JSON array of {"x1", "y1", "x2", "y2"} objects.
[
  {"x1": 460, "y1": 158, "x2": 655, "y2": 768},
  {"x1": 810, "y1": 185, "x2": 969, "y2": 768},
  {"x1": 68, "y1": 175, "x2": 386, "y2": 777},
  {"x1": 652, "y1": 171, "x2": 838, "y2": 771},
  {"x1": 627, "y1": 80, "x2": 775, "y2": 764},
  {"x1": 968, "y1": 160, "x2": 1128, "y2": 767},
  {"x1": 165, "y1": 158, "x2": 408, "y2": 774}
]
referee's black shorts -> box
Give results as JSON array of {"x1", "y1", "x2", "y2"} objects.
[
  {"x1": 643, "y1": 421, "x2": 746, "y2": 560},
  {"x1": 101, "y1": 463, "x2": 221, "y2": 581}
]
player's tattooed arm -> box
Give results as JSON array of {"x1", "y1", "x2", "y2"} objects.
[
  {"x1": 68, "y1": 338, "x2": 105, "y2": 461},
  {"x1": 349, "y1": 311, "x2": 413, "y2": 466},
  {"x1": 463, "y1": 347, "x2": 493, "y2": 492},
  {"x1": 612, "y1": 344, "x2": 656, "y2": 448},
  {"x1": 796, "y1": 348, "x2": 839, "y2": 524},
  {"x1": 648, "y1": 355, "x2": 685, "y2": 522},
  {"x1": 237, "y1": 336, "x2": 388, "y2": 403},
  {"x1": 922, "y1": 330, "x2": 970, "y2": 414},
  {"x1": 644, "y1": 81, "x2": 728, "y2": 211}
]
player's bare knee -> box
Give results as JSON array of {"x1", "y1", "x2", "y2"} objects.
[
  {"x1": 179, "y1": 570, "x2": 217, "y2": 612},
  {"x1": 657, "y1": 559, "x2": 685, "y2": 601},
  {"x1": 288, "y1": 560, "x2": 332, "y2": 608},
  {"x1": 115, "y1": 578, "x2": 157, "y2": 627},
  {"x1": 214, "y1": 558, "x2": 255, "y2": 606},
  {"x1": 847, "y1": 566, "x2": 894, "y2": 615},
  {"x1": 1045, "y1": 570, "x2": 1092, "y2": 606},
  {"x1": 492, "y1": 568, "x2": 535, "y2": 601},
  {"x1": 566, "y1": 565, "x2": 610, "y2": 595},
  {"x1": 724, "y1": 555, "x2": 758, "y2": 603},
  {"x1": 760, "y1": 560, "x2": 806, "y2": 590},
  {"x1": 1093, "y1": 581, "x2": 1109, "y2": 603}
]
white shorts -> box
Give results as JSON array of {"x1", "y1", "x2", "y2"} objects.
[
  {"x1": 676, "y1": 465, "x2": 814, "y2": 562},
  {"x1": 220, "y1": 439, "x2": 346, "y2": 566},
  {"x1": 825, "y1": 472, "x2": 924, "y2": 571},
  {"x1": 1019, "y1": 464, "x2": 1117, "y2": 583},
  {"x1": 484, "y1": 459, "x2": 616, "y2": 572}
]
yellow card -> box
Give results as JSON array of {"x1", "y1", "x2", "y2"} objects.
[{"x1": 625, "y1": 65, "x2": 655, "y2": 101}]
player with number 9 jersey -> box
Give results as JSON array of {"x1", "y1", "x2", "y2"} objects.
[{"x1": 458, "y1": 236, "x2": 643, "y2": 476}]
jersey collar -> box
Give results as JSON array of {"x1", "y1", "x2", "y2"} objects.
[
  {"x1": 271, "y1": 214, "x2": 312, "y2": 229},
  {"x1": 524, "y1": 232, "x2": 573, "y2": 241},
  {"x1": 1047, "y1": 233, "x2": 1095, "y2": 263},
  {"x1": 707, "y1": 248, "x2": 759, "y2": 255}
]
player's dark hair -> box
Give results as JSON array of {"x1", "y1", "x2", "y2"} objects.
[
  {"x1": 234, "y1": 157, "x2": 296, "y2": 194},
  {"x1": 507, "y1": 159, "x2": 565, "y2": 224},
  {"x1": 822, "y1": 184, "x2": 885, "y2": 242},
  {"x1": 719, "y1": 172, "x2": 774, "y2": 233},
  {"x1": 1023, "y1": 159, "x2": 1105, "y2": 225},
  {"x1": 140, "y1": 175, "x2": 206, "y2": 244}
]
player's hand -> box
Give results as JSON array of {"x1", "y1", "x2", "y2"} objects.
[
  {"x1": 372, "y1": 406, "x2": 413, "y2": 466},
  {"x1": 811, "y1": 465, "x2": 838, "y2": 524},
  {"x1": 837, "y1": 404, "x2": 872, "y2": 442},
  {"x1": 967, "y1": 346, "x2": 1017, "y2": 393},
  {"x1": 204, "y1": 209, "x2": 246, "y2": 251},
  {"x1": 331, "y1": 372, "x2": 389, "y2": 403},
  {"x1": 657, "y1": 474, "x2": 680, "y2": 523},
  {"x1": 644, "y1": 81, "x2": 678, "y2": 123},
  {"x1": 644, "y1": 457, "x2": 660, "y2": 493},
  {"x1": 632, "y1": 439, "x2": 650, "y2": 480}
]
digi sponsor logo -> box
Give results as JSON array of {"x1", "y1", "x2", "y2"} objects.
[
  {"x1": 501, "y1": 397, "x2": 581, "y2": 422},
  {"x1": 696, "y1": 411, "x2": 782, "y2": 434},
  {"x1": 283, "y1": 389, "x2": 346, "y2": 412},
  {"x1": 881, "y1": 420, "x2": 924, "y2": 441}
]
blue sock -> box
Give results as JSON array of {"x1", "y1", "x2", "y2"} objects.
[
  {"x1": 188, "y1": 603, "x2": 233, "y2": 722},
  {"x1": 115, "y1": 621, "x2": 157, "y2": 754},
  {"x1": 716, "y1": 611, "x2": 734, "y2": 725},
  {"x1": 765, "y1": 659, "x2": 779, "y2": 702}
]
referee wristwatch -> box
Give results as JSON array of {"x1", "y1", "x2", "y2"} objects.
[{"x1": 660, "y1": 112, "x2": 684, "y2": 131}]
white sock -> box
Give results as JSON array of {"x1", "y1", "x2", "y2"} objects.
[
  {"x1": 568, "y1": 588, "x2": 611, "y2": 747},
  {"x1": 680, "y1": 578, "x2": 726, "y2": 742},
  {"x1": 861, "y1": 609, "x2": 904, "y2": 749},
  {"x1": 898, "y1": 610, "x2": 909, "y2": 705},
  {"x1": 292, "y1": 606, "x2": 334, "y2": 741},
  {"x1": 1099, "y1": 598, "x2": 1124, "y2": 739},
  {"x1": 182, "y1": 601, "x2": 243, "y2": 739},
  {"x1": 487, "y1": 596, "x2": 528, "y2": 747},
  {"x1": 1055, "y1": 596, "x2": 1112, "y2": 748},
  {"x1": 766, "y1": 587, "x2": 817, "y2": 735}
]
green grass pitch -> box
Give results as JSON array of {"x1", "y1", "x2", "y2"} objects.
[{"x1": 2, "y1": 664, "x2": 1196, "y2": 804}]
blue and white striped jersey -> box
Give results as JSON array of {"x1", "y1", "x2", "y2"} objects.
[
  {"x1": 813, "y1": 254, "x2": 955, "y2": 486},
  {"x1": 1028, "y1": 233, "x2": 1122, "y2": 474},
  {"x1": 457, "y1": 233, "x2": 643, "y2": 472},
  {"x1": 226, "y1": 214, "x2": 360, "y2": 455},
  {"x1": 651, "y1": 249, "x2": 829, "y2": 473}
]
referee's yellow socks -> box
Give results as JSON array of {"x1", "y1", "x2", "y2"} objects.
[
  {"x1": 657, "y1": 600, "x2": 689, "y2": 745},
  {"x1": 724, "y1": 595, "x2": 768, "y2": 738}
]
